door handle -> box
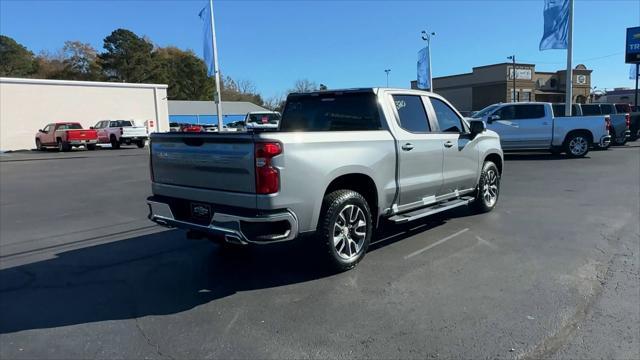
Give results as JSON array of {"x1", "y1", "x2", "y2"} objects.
[
  {"x1": 444, "y1": 141, "x2": 454, "y2": 148},
  {"x1": 401, "y1": 143, "x2": 414, "y2": 151}
]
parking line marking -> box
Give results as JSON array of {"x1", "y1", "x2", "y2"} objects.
[
  {"x1": 404, "y1": 228, "x2": 470, "y2": 259},
  {"x1": 475, "y1": 235, "x2": 499, "y2": 250}
]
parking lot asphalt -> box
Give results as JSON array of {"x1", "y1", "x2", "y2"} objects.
[{"x1": 0, "y1": 144, "x2": 638, "y2": 359}]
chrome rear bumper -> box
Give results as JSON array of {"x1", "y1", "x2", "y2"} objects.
[
  {"x1": 599, "y1": 135, "x2": 611, "y2": 147},
  {"x1": 147, "y1": 200, "x2": 299, "y2": 245}
]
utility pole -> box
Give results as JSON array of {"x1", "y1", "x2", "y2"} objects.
[
  {"x1": 635, "y1": 63, "x2": 639, "y2": 108},
  {"x1": 507, "y1": 55, "x2": 516, "y2": 102},
  {"x1": 421, "y1": 30, "x2": 435, "y2": 92},
  {"x1": 384, "y1": 69, "x2": 391, "y2": 87},
  {"x1": 208, "y1": 0, "x2": 224, "y2": 132}
]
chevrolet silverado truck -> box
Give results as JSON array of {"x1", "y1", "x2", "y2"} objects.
[
  {"x1": 92, "y1": 120, "x2": 148, "y2": 149},
  {"x1": 147, "y1": 88, "x2": 503, "y2": 271},
  {"x1": 579, "y1": 104, "x2": 630, "y2": 146},
  {"x1": 470, "y1": 102, "x2": 611, "y2": 157},
  {"x1": 35, "y1": 122, "x2": 98, "y2": 151}
]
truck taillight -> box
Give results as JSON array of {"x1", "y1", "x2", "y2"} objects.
[
  {"x1": 625, "y1": 114, "x2": 631, "y2": 129},
  {"x1": 605, "y1": 116, "x2": 612, "y2": 132},
  {"x1": 255, "y1": 142, "x2": 282, "y2": 194}
]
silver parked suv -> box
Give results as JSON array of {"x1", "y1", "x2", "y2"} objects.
[{"x1": 148, "y1": 88, "x2": 504, "y2": 271}]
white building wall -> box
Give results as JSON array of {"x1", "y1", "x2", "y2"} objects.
[{"x1": 0, "y1": 78, "x2": 169, "y2": 151}]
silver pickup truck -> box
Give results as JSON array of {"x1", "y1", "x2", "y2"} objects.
[
  {"x1": 471, "y1": 102, "x2": 611, "y2": 157},
  {"x1": 148, "y1": 88, "x2": 503, "y2": 271}
]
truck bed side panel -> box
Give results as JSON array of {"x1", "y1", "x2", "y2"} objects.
[
  {"x1": 552, "y1": 116, "x2": 608, "y2": 146},
  {"x1": 255, "y1": 130, "x2": 396, "y2": 233}
]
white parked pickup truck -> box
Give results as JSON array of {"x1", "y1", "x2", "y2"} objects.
[
  {"x1": 92, "y1": 120, "x2": 149, "y2": 149},
  {"x1": 470, "y1": 102, "x2": 611, "y2": 157}
]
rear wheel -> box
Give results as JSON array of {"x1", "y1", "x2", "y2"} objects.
[
  {"x1": 472, "y1": 161, "x2": 500, "y2": 213},
  {"x1": 612, "y1": 133, "x2": 628, "y2": 146},
  {"x1": 564, "y1": 133, "x2": 590, "y2": 158},
  {"x1": 317, "y1": 190, "x2": 372, "y2": 272},
  {"x1": 136, "y1": 140, "x2": 146, "y2": 148},
  {"x1": 110, "y1": 136, "x2": 121, "y2": 149},
  {"x1": 86, "y1": 144, "x2": 97, "y2": 151},
  {"x1": 57, "y1": 139, "x2": 71, "y2": 152}
]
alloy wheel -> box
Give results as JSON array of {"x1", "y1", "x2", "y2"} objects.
[
  {"x1": 333, "y1": 204, "x2": 367, "y2": 260},
  {"x1": 569, "y1": 136, "x2": 588, "y2": 156},
  {"x1": 482, "y1": 169, "x2": 499, "y2": 207}
]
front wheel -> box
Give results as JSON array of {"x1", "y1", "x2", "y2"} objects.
[
  {"x1": 472, "y1": 161, "x2": 500, "y2": 213},
  {"x1": 564, "y1": 133, "x2": 590, "y2": 158},
  {"x1": 110, "y1": 137, "x2": 121, "y2": 149},
  {"x1": 317, "y1": 190, "x2": 372, "y2": 272},
  {"x1": 35, "y1": 139, "x2": 43, "y2": 151}
]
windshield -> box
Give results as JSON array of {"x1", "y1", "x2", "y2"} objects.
[
  {"x1": 472, "y1": 104, "x2": 500, "y2": 118},
  {"x1": 246, "y1": 113, "x2": 280, "y2": 125}
]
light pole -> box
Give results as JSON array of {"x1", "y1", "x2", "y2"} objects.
[
  {"x1": 384, "y1": 69, "x2": 391, "y2": 87},
  {"x1": 421, "y1": 30, "x2": 435, "y2": 92},
  {"x1": 507, "y1": 55, "x2": 516, "y2": 102}
]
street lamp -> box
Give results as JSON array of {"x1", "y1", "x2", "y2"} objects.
[
  {"x1": 507, "y1": 55, "x2": 516, "y2": 102},
  {"x1": 384, "y1": 69, "x2": 391, "y2": 87},
  {"x1": 421, "y1": 30, "x2": 435, "y2": 92}
]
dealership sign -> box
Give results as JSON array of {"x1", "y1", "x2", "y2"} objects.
[{"x1": 626, "y1": 26, "x2": 640, "y2": 64}]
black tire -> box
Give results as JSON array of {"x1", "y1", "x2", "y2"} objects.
[
  {"x1": 110, "y1": 136, "x2": 121, "y2": 149},
  {"x1": 564, "y1": 132, "x2": 590, "y2": 158},
  {"x1": 612, "y1": 133, "x2": 628, "y2": 146},
  {"x1": 86, "y1": 144, "x2": 97, "y2": 151},
  {"x1": 136, "y1": 140, "x2": 146, "y2": 148},
  {"x1": 35, "y1": 139, "x2": 44, "y2": 151},
  {"x1": 471, "y1": 161, "x2": 500, "y2": 214},
  {"x1": 57, "y1": 139, "x2": 71, "y2": 152},
  {"x1": 317, "y1": 190, "x2": 373, "y2": 272}
]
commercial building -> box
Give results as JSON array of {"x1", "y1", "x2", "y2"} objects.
[
  {"x1": 593, "y1": 88, "x2": 640, "y2": 104},
  {"x1": 411, "y1": 62, "x2": 592, "y2": 112},
  {"x1": 0, "y1": 77, "x2": 169, "y2": 151},
  {"x1": 168, "y1": 100, "x2": 270, "y2": 125}
]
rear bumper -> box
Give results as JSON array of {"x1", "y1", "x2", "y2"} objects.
[
  {"x1": 120, "y1": 136, "x2": 148, "y2": 142},
  {"x1": 147, "y1": 198, "x2": 299, "y2": 245},
  {"x1": 598, "y1": 135, "x2": 611, "y2": 147},
  {"x1": 68, "y1": 139, "x2": 97, "y2": 145}
]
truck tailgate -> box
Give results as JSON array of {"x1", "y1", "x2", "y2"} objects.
[
  {"x1": 122, "y1": 126, "x2": 148, "y2": 138},
  {"x1": 150, "y1": 133, "x2": 256, "y2": 193},
  {"x1": 65, "y1": 129, "x2": 97, "y2": 141}
]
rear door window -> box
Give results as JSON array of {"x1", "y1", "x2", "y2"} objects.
[
  {"x1": 392, "y1": 95, "x2": 430, "y2": 133},
  {"x1": 615, "y1": 104, "x2": 631, "y2": 113},
  {"x1": 599, "y1": 104, "x2": 615, "y2": 115},
  {"x1": 514, "y1": 105, "x2": 545, "y2": 119}
]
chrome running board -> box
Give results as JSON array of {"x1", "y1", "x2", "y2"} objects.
[{"x1": 388, "y1": 196, "x2": 474, "y2": 224}]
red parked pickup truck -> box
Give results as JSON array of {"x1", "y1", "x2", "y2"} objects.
[{"x1": 35, "y1": 122, "x2": 98, "y2": 152}]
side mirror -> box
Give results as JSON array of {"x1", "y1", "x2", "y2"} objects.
[
  {"x1": 487, "y1": 114, "x2": 500, "y2": 123},
  {"x1": 38, "y1": 129, "x2": 44, "y2": 133},
  {"x1": 469, "y1": 120, "x2": 486, "y2": 136}
]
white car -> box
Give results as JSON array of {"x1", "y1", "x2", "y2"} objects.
[{"x1": 244, "y1": 111, "x2": 280, "y2": 130}]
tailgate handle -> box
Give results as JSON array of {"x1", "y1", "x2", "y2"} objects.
[{"x1": 183, "y1": 137, "x2": 205, "y2": 147}]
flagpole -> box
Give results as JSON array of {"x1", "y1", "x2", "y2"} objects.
[
  {"x1": 564, "y1": 0, "x2": 573, "y2": 116},
  {"x1": 209, "y1": 0, "x2": 224, "y2": 132}
]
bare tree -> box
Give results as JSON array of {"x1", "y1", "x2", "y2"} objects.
[
  {"x1": 291, "y1": 78, "x2": 317, "y2": 93},
  {"x1": 236, "y1": 79, "x2": 257, "y2": 94},
  {"x1": 264, "y1": 93, "x2": 286, "y2": 112}
]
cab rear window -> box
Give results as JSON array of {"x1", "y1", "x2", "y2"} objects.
[{"x1": 280, "y1": 92, "x2": 382, "y2": 131}]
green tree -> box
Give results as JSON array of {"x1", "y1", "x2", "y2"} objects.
[
  {"x1": 99, "y1": 29, "x2": 156, "y2": 83},
  {"x1": 152, "y1": 47, "x2": 213, "y2": 100},
  {"x1": 0, "y1": 35, "x2": 38, "y2": 77}
]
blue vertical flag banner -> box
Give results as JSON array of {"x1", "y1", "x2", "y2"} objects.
[
  {"x1": 630, "y1": 64, "x2": 639, "y2": 80},
  {"x1": 199, "y1": 6, "x2": 214, "y2": 76},
  {"x1": 539, "y1": 0, "x2": 569, "y2": 51},
  {"x1": 417, "y1": 46, "x2": 430, "y2": 90}
]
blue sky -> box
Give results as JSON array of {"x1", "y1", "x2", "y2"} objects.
[{"x1": 1, "y1": 0, "x2": 639, "y2": 99}]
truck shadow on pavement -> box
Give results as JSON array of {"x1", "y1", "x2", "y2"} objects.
[{"x1": 0, "y1": 209, "x2": 466, "y2": 334}]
